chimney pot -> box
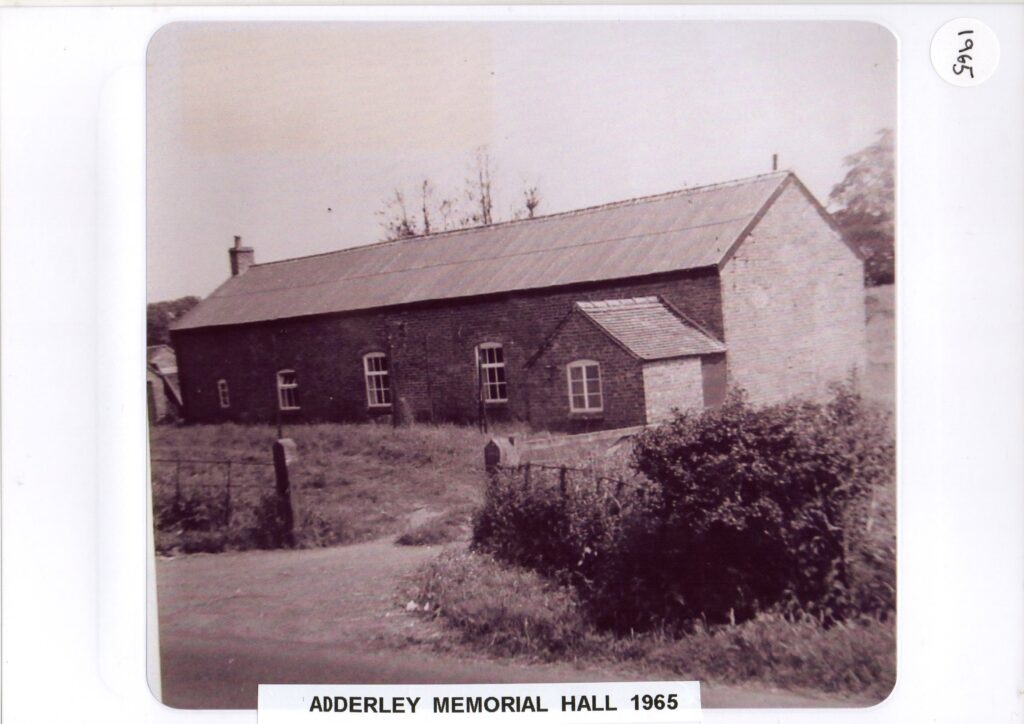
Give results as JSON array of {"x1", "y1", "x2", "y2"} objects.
[{"x1": 229, "y1": 235, "x2": 255, "y2": 276}]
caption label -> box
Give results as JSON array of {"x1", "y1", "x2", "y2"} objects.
[
  {"x1": 259, "y1": 682, "x2": 701, "y2": 724},
  {"x1": 931, "y1": 18, "x2": 1000, "y2": 87}
]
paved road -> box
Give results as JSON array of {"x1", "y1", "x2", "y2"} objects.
[{"x1": 156, "y1": 540, "x2": 871, "y2": 710}]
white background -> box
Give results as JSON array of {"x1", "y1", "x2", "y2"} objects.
[{"x1": 2, "y1": 5, "x2": 1023, "y2": 723}]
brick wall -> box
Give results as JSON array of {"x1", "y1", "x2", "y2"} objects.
[
  {"x1": 642, "y1": 357, "x2": 704, "y2": 422},
  {"x1": 172, "y1": 269, "x2": 722, "y2": 426},
  {"x1": 719, "y1": 181, "x2": 866, "y2": 404},
  {"x1": 524, "y1": 311, "x2": 646, "y2": 432}
]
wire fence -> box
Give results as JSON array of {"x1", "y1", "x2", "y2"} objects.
[
  {"x1": 491, "y1": 461, "x2": 647, "y2": 502},
  {"x1": 150, "y1": 454, "x2": 277, "y2": 529}
]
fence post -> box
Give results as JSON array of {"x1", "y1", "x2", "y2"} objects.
[
  {"x1": 224, "y1": 461, "x2": 233, "y2": 526},
  {"x1": 559, "y1": 466, "x2": 567, "y2": 497},
  {"x1": 174, "y1": 459, "x2": 182, "y2": 506},
  {"x1": 272, "y1": 438, "x2": 299, "y2": 547}
]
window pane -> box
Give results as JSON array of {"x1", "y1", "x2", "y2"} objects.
[
  {"x1": 570, "y1": 366, "x2": 583, "y2": 382},
  {"x1": 571, "y1": 379, "x2": 585, "y2": 396},
  {"x1": 586, "y1": 377, "x2": 601, "y2": 395},
  {"x1": 572, "y1": 393, "x2": 587, "y2": 409},
  {"x1": 365, "y1": 355, "x2": 391, "y2": 406}
]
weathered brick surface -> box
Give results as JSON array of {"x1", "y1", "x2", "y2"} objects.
[
  {"x1": 173, "y1": 269, "x2": 721, "y2": 427},
  {"x1": 642, "y1": 357, "x2": 703, "y2": 422},
  {"x1": 524, "y1": 311, "x2": 646, "y2": 432},
  {"x1": 719, "y1": 182, "x2": 866, "y2": 404}
]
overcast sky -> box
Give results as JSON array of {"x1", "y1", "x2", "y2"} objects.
[{"x1": 147, "y1": 21, "x2": 896, "y2": 302}]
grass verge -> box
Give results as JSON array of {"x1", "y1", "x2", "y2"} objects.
[
  {"x1": 414, "y1": 549, "x2": 895, "y2": 701},
  {"x1": 396, "y1": 507, "x2": 474, "y2": 546},
  {"x1": 150, "y1": 422, "x2": 493, "y2": 553}
]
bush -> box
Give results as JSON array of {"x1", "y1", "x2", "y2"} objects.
[
  {"x1": 155, "y1": 488, "x2": 228, "y2": 533},
  {"x1": 415, "y1": 552, "x2": 894, "y2": 699},
  {"x1": 474, "y1": 382, "x2": 895, "y2": 631},
  {"x1": 415, "y1": 550, "x2": 597, "y2": 658},
  {"x1": 630, "y1": 382, "x2": 894, "y2": 626}
]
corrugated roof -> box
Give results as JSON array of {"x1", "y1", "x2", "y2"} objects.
[
  {"x1": 173, "y1": 171, "x2": 792, "y2": 331},
  {"x1": 576, "y1": 297, "x2": 726, "y2": 360}
]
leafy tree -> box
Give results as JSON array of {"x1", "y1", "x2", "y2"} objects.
[
  {"x1": 147, "y1": 296, "x2": 200, "y2": 346},
  {"x1": 829, "y1": 128, "x2": 894, "y2": 286}
]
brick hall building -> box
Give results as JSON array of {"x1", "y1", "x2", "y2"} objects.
[{"x1": 169, "y1": 171, "x2": 866, "y2": 432}]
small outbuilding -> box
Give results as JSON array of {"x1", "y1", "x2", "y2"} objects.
[
  {"x1": 147, "y1": 345, "x2": 183, "y2": 423},
  {"x1": 525, "y1": 297, "x2": 726, "y2": 430}
]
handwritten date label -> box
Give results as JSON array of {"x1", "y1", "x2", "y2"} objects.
[{"x1": 932, "y1": 18, "x2": 1000, "y2": 87}]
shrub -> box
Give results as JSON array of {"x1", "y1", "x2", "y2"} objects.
[
  {"x1": 155, "y1": 488, "x2": 228, "y2": 533},
  {"x1": 474, "y1": 382, "x2": 895, "y2": 631},
  {"x1": 629, "y1": 382, "x2": 894, "y2": 626},
  {"x1": 178, "y1": 530, "x2": 229, "y2": 554},
  {"x1": 415, "y1": 550, "x2": 597, "y2": 658},
  {"x1": 415, "y1": 552, "x2": 894, "y2": 700}
]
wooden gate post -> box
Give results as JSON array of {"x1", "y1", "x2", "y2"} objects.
[{"x1": 272, "y1": 438, "x2": 299, "y2": 547}]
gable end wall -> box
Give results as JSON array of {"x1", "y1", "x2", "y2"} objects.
[{"x1": 720, "y1": 182, "x2": 866, "y2": 404}]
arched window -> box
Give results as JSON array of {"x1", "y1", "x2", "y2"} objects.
[
  {"x1": 217, "y1": 379, "x2": 230, "y2": 409},
  {"x1": 276, "y1": 370, "x2": 300, "y2": 410},
  {"x1": 363, "y1": 352, "x2": 392, "y2": 407},
  {"x1": 475, "y1": 343, "x2": 508, "y2": 403},
  {"x1": 567, "y1": 360, "x2": 602, "y2": 412}
]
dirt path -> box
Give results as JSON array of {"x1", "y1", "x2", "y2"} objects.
[{"x1": 156, "y1": 540, "x2": 871, "y2": 710}]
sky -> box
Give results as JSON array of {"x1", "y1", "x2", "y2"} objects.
[{"x1": 147, "y1": 21, "x2": 896, "y2": 303}]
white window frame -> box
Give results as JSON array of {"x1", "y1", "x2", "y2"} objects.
[
  {"x1": 363, "y1": 352, "x2": 392, "y2": 408},
  {"x1": 217, "y1": 379, "x2": 231, "y2": 409},
  {"x1": 475, "y1": 342, "x2": 508, "y2": 403},
  {"x1": 276, "y1": 369, "x2": 300, "y2": 411},
  {"x1": 567, "y1": 360, "x2": 603, "y2": 413}
]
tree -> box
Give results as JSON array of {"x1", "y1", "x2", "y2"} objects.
[
  {"x1": 147, "y1": 296, "x2": 200, "y2": 346},
  {"x1": 829, "y1": 128, "x2": 895, "y2": 286},
  {"x1": 376, "y1": 146, "x2": 541, "y2": 241}
]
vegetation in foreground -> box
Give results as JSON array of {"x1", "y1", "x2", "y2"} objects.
[
  {"x1": 151, "y1": 422, "x2": 492, "y2": 553},
  {"x1": 414, "y1": 549, "x2": 895, "y2": 701},
  {"x1": 395, "y1": 506, "x2": 475, "y2": 546},
  {"x1": 474, "y1": 382, "x2": 895, "y2": 632},
  {"x1": 435, "y1": 381, "x2": 895, "y2": 699}
]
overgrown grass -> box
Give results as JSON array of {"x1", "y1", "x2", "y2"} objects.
[
  {"x1": 396, "y1": 506, "x2": 474, "y2": 546},
  {"x1": 150, "y1": 422, "x2": 493, "y2": 553},
  {"x1": 414, "y1": 549, "x2": 895, "y2": 701},
  {"x1": 644, "y1": 614, "x2": 895, "y2": 700},
  {"x1": 415, "y1": 549, "x2": 601, "y2": 658}
]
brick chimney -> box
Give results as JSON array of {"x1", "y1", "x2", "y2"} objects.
[{"x1": 229, "y1": 235, "x2": 254, "y2": 276}]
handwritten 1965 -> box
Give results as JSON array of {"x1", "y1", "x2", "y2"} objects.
[{"x1": 953, "y1": 29, "x2": 976, "y2": 79}]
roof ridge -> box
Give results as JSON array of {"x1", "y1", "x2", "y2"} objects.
[
  {"x1": 249, "y1": 170, "x2": 792, "y2": 270},
  {"x1": 577, "y1": 296, "x2": 661, "y2": 310}
]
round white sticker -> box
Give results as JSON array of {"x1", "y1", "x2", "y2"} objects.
[{"x1": 931, "y1": 18, "x2": 1000, "y2": 87}]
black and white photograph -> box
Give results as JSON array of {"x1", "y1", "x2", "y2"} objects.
[{"x1": 146, "y1": 20, "x2": 898, "y2": 710}]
